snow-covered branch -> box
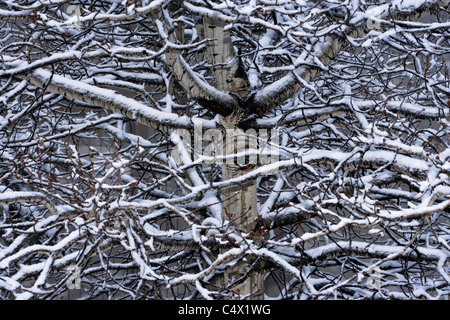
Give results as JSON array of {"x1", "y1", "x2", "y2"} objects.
[{"x1": 0, "y1": 0, "x2": 448, "y2": 300}]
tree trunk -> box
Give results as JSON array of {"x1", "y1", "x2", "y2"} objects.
[
  {"x1": 220, "y1": 115, "x2": 264, "y2": 300},
  {"x1": 162, "y1": 10, "x2": 264, "y2": 298},
  {"x1": 199, "y1": 17, "x2": 264, "y2": 299}
]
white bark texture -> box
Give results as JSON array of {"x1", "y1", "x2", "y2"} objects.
[{"x1": 197, "y1": 17, "x2": 262, "y2": 299}]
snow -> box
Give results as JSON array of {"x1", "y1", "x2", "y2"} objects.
[
  {"x1": 0, "y1": 0, "x2": 449, "y2": 301},
  {"x1": 392, "y1": 0, "x2": 427, "y2": 10},
  {"x1": 377, "y1": 200, "x2": 450, "y2": 220},
  {"x1": 26, "y1": 67, "x2": 216, "y2": 130},
  {"x1": 0, "y1": 227, "x2": 86, "y2": 269},
  {"x1": 0, "y1": 191, "x2": 44, "y2": 202}
]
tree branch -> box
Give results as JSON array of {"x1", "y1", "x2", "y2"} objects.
[
  {"x1": 248, "y1": 0, "x2": 450, "y2": 117},
  {"x1": 17, "y1": 67, "x2": 216, "y2": 131},
  {"x1": 154, "y1": 13, "x2": 239, "y2": 116}
]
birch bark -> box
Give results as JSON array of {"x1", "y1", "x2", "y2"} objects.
[{"x1": 199, "y1": 17, "x2": 263, "y2": 300}]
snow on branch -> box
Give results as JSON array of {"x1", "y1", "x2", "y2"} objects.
[
  {"x1": 0, "y1": 191, "x2": 58, "y2": 216},
  {"x1": 249, "y1": 0, "x2": 450, "y2": 116},
  {"x1": 18, "y1": 67, "x2": 216, "y2": 131},
  {"x1": 0, "y1": 0, "x2": 449, "y2": 300}
]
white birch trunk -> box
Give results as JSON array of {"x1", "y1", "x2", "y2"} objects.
[
  {"x1": 220, "y1": 116, "x2": 264, "y2": 300},
  {"x1": 199, "y1": 17, "x2": 264, "y2": 299}
]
